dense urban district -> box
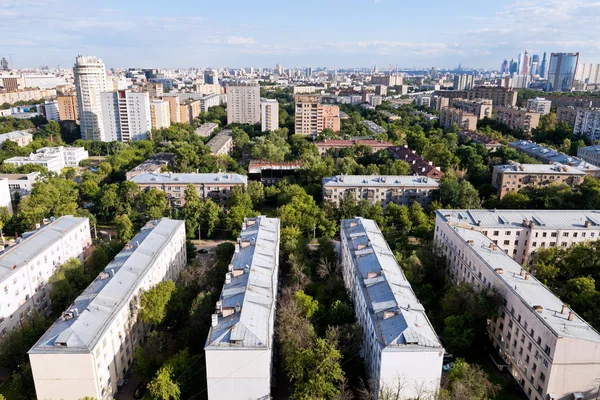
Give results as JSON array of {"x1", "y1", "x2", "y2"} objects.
[{"x1": 0, "y1": 52, "x2": 600, "y2": 400}]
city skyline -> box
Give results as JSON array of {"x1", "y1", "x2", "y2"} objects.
[{"x1": 2, "y1": 0, "x2": 600, "y2": 69}]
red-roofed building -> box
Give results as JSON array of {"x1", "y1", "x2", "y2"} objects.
[
  {"x1": 388, "y1": 145, "x2": 445, "y2": 180},
  {"x1": 316, "y1": 139, "x2": 394, "y2": 156}
]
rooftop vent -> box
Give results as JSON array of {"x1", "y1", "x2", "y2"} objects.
[
  {"x1": 568, "y1": 311, "x2": 575, "y2": 321},
  {"x1": 383, "y1": 311, "x2": 395, "y2": 320},
  {"x1": 495, "y1": 268, "x2": 504, "y2": 274},
  {"x1": 533, "y1": 305, "x2": 543, "y2": 313},
  {"x1": 211, "y1": 313, "x2": 218, "y2": 327}
]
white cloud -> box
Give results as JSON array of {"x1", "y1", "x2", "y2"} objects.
[{"x1": 227, "y1": 36, "x2": 255, "y2": 45}]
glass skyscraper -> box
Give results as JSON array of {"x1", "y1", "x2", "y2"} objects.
[{"x1": 547, "y1": 52, "x2": 579, "y2": 92}]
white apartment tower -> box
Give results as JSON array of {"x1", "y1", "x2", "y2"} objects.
[
  {"x1": 29, "y1": 218, "x2": 187, "y2": 400},
  {"x1": 340, "y1": 218, "x2": 443, "y2": 399},
  {"x1": 205, "y1": 216, "x2": 280, "y2": 400},
  {"x1": 101, "y1": 90, "x2": 152, "y2": 142},
  {"x1": 226, "y1": 83, "x2": 260, "y2": 125},
  {"x1": 150, "y1": 99, "x2": 171, "y2": 130},
  {"x1": 74, "y1": 56, "x2": 108, "y2": 141},
  {"x1": 0, "y1": 216, "x2": 91, "y2": 335},
  {"x1": 260, "y1": 98, "x2": 279, "y2": 132},
  {"x1": 434, "y1": 210, "x2": 600, "y2": 400}
]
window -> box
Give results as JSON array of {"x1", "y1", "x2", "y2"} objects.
[
  {"x1": 544, "y1": 345, "x2": 551, "y2": 356},
  {"x1": 506, "y1": 231, "x2": 511, "y2": 236},
  {"x1": 493, "y1": 231, "x2": 499, "y2": 236},
  {"x1": 504, "y1": 240, "x2": 510, "y2": 245},
  {"x1": 539, "y1": 372, "x2": 546, "y2": 383},
  {"x1": 563, "y1": 232, "x2": 569, "y2": 237}
]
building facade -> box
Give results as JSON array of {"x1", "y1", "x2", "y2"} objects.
[
  {"x1": 247, "y1": 161, "x2": 302, "y2": 186},
  {"x1": 4, "y1": 146, "x2": 88, "y2": 173},
  {"x1": 0, "y1": 130, "x2": 33, "y2": 147},
  {"x1": 509, "y1": 140, "x2": 600, "y2": 176},
  {"x1": 388, "y1": 145, "x2": 445, "y2": 179},
  {"x1": 226, "y1": 83, "x2": 260, "y2": 125},
  {"x1": 316, "y1": 139, "x2": 393, "y2": 156},
  {"x1": 573, "y1": 109, "x2": 600, "y2": 141},
  {"x1": 130, "y1": 173, "x2": 248, "y2": 206},
  {"x1": 206, "y1": 130, "x2": 234, "y2": 156},
  {"x1": 492, "y1": 162, "x2": 586, "y2": 198},
  {"x1": 457, "y1": 130, "x2": 503, "y2": 150},
  {"x1": 0, "y1": 216, "x2": 91, "y2": 335},
  {"x1": 322, "y1": 175, "x2": 438, "y2": 207},
  {"x1": 547, "y1": 53, "x2": 579, "y2": 92},
  {"x1": 434, "y1": 210, "x2": 600, "y2": 400},
  {"x1": 526, "y1": 98, "x2": 552, "y2": 115},
  {"x1": 0, "y1": 171, "x2": 40, "y2": 198},
  {"x1": 294, "y1": 95, "x2": 341, "y2": 135},
  {"x1": 57, "y1": 95, "x2": 79, "y2": 122},
  {"x1": 74, "y1": 56, "x2": 108, "y2": 141},
  {"x1": 450, "y1": 98, "x2": 493, "y2": 119},
  {"x1": 150, "y1": 99, "x2": 171, "y2": 130},
  {"x1": 29, "y1": 218, "x2": 186, "y2": 400},
  {"x1": 0, "y1": 88, "x2": 57, "y2": 104},
  {"x1": 260, "y1": 98, "x2": 279, "y2": 132},
  {"x1": 43, "y1": 100, "x2": 60, "y2": 122},
  {"x1": 494, "y1": 107, "x2": 541, "y2": 136},
  {"x1": 205, "y1": 216, "x2": 280, "y2": 400},
  {"x1": 440, "y1": 106, "x2": 478, "y2": 131},
  {"x1": 577, "y1": 145, "x2": 600, "y2": 167},
  {"x1": 340, "y1": 218, "x2": 443, "y2": 399},
  {"x1": 101, "y1": 90, "x2": 152, "y2": 142},
  {"x1": 162, "y1": 96, "x2": 181, "y2": 124}
]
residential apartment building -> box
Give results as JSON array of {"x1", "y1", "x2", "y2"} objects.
[
  {"x1": 260, "y1": 98, "x2": 279, "y2": 132},
  {"x1": 57, "y1": 95, "x2": 79, "y2": 122},
  {"x1": 125, "y1": 153, "x2": 175, "y2": 180},
  {"x1": 205, "y1": 216, "x2": 280, "y2": 400},
  {"x1": 294, "y1": 95, "x2": 341, "y2": 135},
  {"x1": 467, "y1": 86, "x2": 518, "y2": 107},
  {"x1": 1, "y1": 77, "x2": 23, "y2": 91},
  {"x1": 179, "y1": 99, "x2": 201, "y2": 125},
  {"x1": 434, "y1": 209, "x2": 600, "y2": 400},
  {"x1": 162, "y1": 96, "x2": 181, "y2": 124},
  {"x1": 361, "y1": 120, "x2": 386, "y2": 135},
  {"x1": 150, "y1": 99, "x2": 170, "y2": 130},
  {"x1": 200, "y1": 93, "x2": 220, "y2": 112},
  {"x1": 450, "y1": 98, "x2": 493, "y2": 119},
  {"x1": 0, "y1": 130, "x2": 33, "y2": 147},
  {"x1": 0, "y1": 172, "x2": 41, "y2": 197},
  {"x1": 556, "y1": 106, "x2": 579, "y2": 126},
  {"x1": 340, "y1": 217, "x2": 443, "y2": 398},
  {"x1": 129, "y1": 173, "x2": 248, "y2": 206},
  {"x1": 248, "y1": 161, "x2": 302, "y2": 186},
  {"x1": 0, "y1": 179, "x2": 12, "y2": 214},
  {"x1": 101, "y1": 90, "x2": 152, "y2": 142},
  {"x1": 322, "y1": 175, "x2": 438, "y2": 207},
  {"x1": 316, "y1": 139, "x2": 393, "y2": 156},
  {"x1": 492, "y1": 162, "x2": 586, "y2": 198},
  {"x1": 29, "y1": 218, "x2": 186, "y2": 400},
  {"x1": 74, "y1": 56, "x2": 108, "y2": 141},
  {"x1": 577, "y1": 145, "x2": 600, "y2": 167},
  {"x1": 42, "y1": 100, "x2": 60, "y2": 122},
  {"x1": 371, "y1": 74, "x2": 403, "y2": 86},
  {"x1": 4, "y1": 146, "x2": 88, "y2": 173},
  {"x1": 440, "y1": 106, "x2": 478, "y2": 131},
  {"x1": 509, "y1": 140, "x2": 600, "y2": 176},
  {"x1": 0, "y1": 216, "x2": 91, "y2": 335},
  {"x1": 206, "y1": 130, "x2": 234, "y2": 156},
  {"x1": 526, "y1": 98, "x2": 552, "y2": 115},
  {"x1": 494, "y1": 106, "x2": 540, "y2": 136},
  {"x1": 457, "y1": 130, "x2": 502, "y2": 150},
  {"x1": 453, "y1": 74, "x2": 475, "y2": 90},
  {"x1": 143, "y1": 82, "x2": 163, "y2": 98},
  {"x1": 431, "y1": 95, "x2": 449, "y2": 111},
  {"x1": 194, "y1": 122, "x2": 218, "y2": 138},
  {"x1": 0, "y1": 88, "x2": 57, "y2": 104},
  {"x1": 226, "y1": 83, "x2": 260, "y2": 125},
  {"x1": 388, "y1": 145, "x2": 445, "y2": 180},
  {"x1": 573, "y1": 109, "x2": 600, "y2": 141}
]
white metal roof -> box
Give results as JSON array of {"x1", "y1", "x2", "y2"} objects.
[
  {"x1": 454, "y1": 227, "x2": 600, "y2": 342},
  {"x1": 205, "y1": 216, "x2": 280, "y2": 349},
  {"x1": 29, "y1": 218, "x2": 184, "y2": 354},
  {"x1": 341, "y1": 218, "x2": 442, "y2": 349},
  {"x1": 437, "y1": 209, "x2": 600, "y2": 230},
  {"x1": 129, "y1": 172, "x2": 248, "y2": 185},
  {"x1": 323, "y1": 175, "x2": 439, "y2": 187},
  {"x1": 493, "y1": 163, "x2": 586, "y2": 175},
  {"x1": 0, "y1": 216, "x2": 88, "y2": 282},
  {"x1": 509, "y1": 140, "x2": 600, "y2": 172},
  {"x1": 0, "y1": 130, "x2": 33, "y2": 143}
]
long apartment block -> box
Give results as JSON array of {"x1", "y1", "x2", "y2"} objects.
[
  {"x1": 205, "y1": 216, "x2": 280, "y2": 400},
  {"x1": 492, "y1": 162, "x2": 586, "y2": 199},
  {"x1": 509, "y1": 140, "x2": 600, "y2": 176},
  {"x1": 129, "y1": 172, "x2": 248, "y2": 206},
  {"x1": 322, "y1": 175, "x2": 438, "y2": 207},
  {"x1": 0, "y1": 216, "x2": 91, "y2": 335},
  {"x1": 434, "y1": 210, "x2": 600, "y2": 400},
  {"x1": 341, "y1": 218, "x2": 443, "y2": 398},
  {"x1": 29, "y1": 218, "x2": 187, "y2": 400}
]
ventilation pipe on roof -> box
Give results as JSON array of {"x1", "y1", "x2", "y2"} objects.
[
  {"x1": 585, "y1": 220, "x2": 591, "y2": 228},
  {"x1": 211, "y1": 313, "x2": 218, "y2": 327},
  {"x1": 525, "y1": 272, "x2": 530, "y2": 280},
  {"x1": 110, "y1": 269, "x2": 115, "y2": 277},
  {"x1": 520, "y1": 268, "x2": 525, "y2": 277},
  {"x1": 561, "y1": 304, "x2": 568, "y2": 315}
]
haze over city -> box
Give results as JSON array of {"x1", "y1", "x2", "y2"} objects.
[{"x1": 3, "y1": 0, "x2": 600, "y2": 68}]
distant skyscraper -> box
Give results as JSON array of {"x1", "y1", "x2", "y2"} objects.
[
  {"x1": 521, "y1": 50, "x2": 530, "y2": 75},
  {"x1": 509, "y1": 59, "x2": 518, "y2": 74},
  {"x1": 226, "y1": 83, "x2": 260, "y2": 125},
  {"x1": 74, "y1": 56, "x2": 108, "y2": 141},
  {"x1": 531, "y1": 54, "x2": 540, "y2": 76},
  {"x1": 540, "y1": 52, "x2": 548, "y2": 78},
  {"x1": 306, "y1": 67, "x2": 312, "y2": 77},
  {"x1": 517, "y1": 53, "x2": 523, "y2": 74},
  {"x1": 101, "y1": 90, "x2": 151, "y2": 142},
  {"x1": 501, "y1": 59, "x2": 509, "y2": 74},
  {"x1": 0, "y1": 57, "x2": 8, "y2": 71},
  {"x1": 547, "y1": 52, "x2": 579, "y2": 92},
  {"x1": 204, "y1": 69, "x2": 218, "y2": 85}
]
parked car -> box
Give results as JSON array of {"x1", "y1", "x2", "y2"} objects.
[
  {"x1": 442, "y1": 362, "x2": 455, "y2": 372},
  {"x1": 443, "y1": 353, "x2": 454, "y2": 363},
  {"x1": 134, "y1": 382, "x2": 147, "y2": 399}
]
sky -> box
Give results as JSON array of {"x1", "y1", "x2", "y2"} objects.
[{"x1": 2, "y1": 0, "x2": 600, "y2": 70}]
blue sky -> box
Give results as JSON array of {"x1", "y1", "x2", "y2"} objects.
[{"x1": 2, "y1": 0, "x2": 599, "y2": 69}]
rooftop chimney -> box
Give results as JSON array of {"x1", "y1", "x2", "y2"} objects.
[
  {"x1": 568, "y1": 311, "x2": 575, "y2": 321},
  {"x1": 211, "y1": 313, "x2": 218, "y2": 327},
  {"x1": 561, "y1": 304, "x2": 568, "y2": 315}
]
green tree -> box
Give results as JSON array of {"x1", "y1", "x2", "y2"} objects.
[
  {"x1": 439, "y1": 358, "x2": 500, "y2": 400},
  {"x1": 139, "y1": 280, "x2": 177, "y2": 325},
  {"x1": 133, "y1": 331, "x2": 175, "y2": 381},
  {"x1": 114, "y1": 214, "x2": 134, "y2": 242},
  {"x1": 246, "y1": 181, "x2": 265, "y2": 208},
  {"x1": 148, "y1": 365, "x2": 180, "y2": 400},
  {"x1": 49, "y1": 259, "x2": 89, "y2": 316},
  {"x1": 200, "y1": 199, "x2": 221, "y2": 238},
  {"x1": 295, "y1": 290, "x2": 319, "y2": 319}
]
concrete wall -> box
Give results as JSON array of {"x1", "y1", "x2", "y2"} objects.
[
  {"x1": 380, "y1": 350, "x2": 443, "y2": 400},
  {"x1": 30, "y1": 353, "x2": 99, "y2": 400}
]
